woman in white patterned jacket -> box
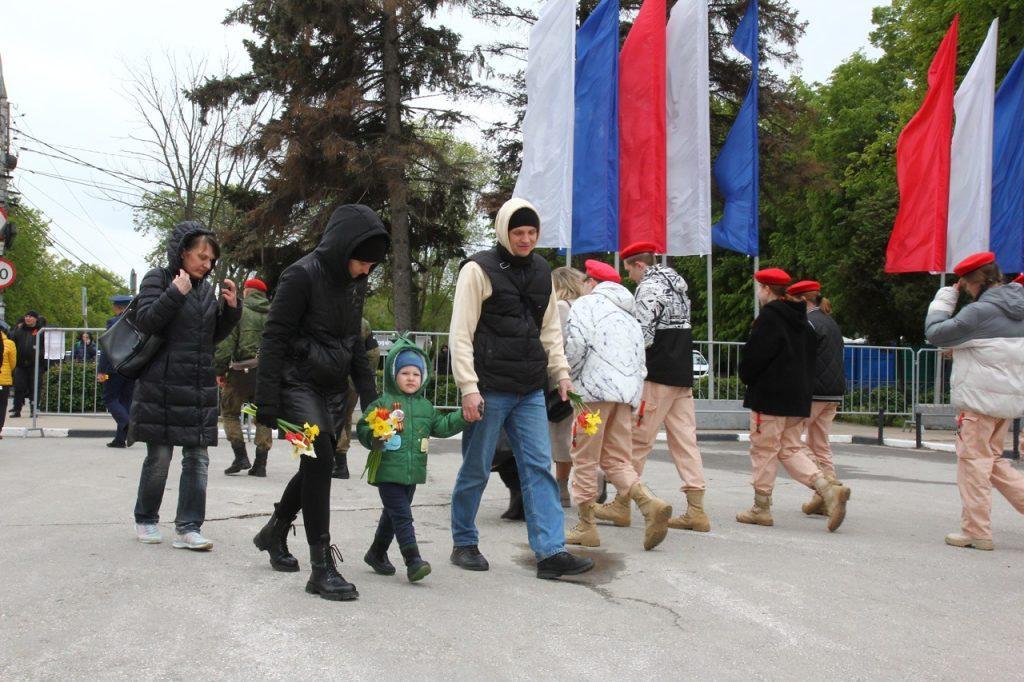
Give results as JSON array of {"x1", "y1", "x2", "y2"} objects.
[{"x1": 562, "y1": 261, "x2": 672, "y2": 552}]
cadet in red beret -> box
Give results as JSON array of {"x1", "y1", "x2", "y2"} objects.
[
  {"x1": 605, "y1": 241, "x2": 711, "y2": 534},
  {"x1": 737, "y1": 267, "x2": 851, "y2": 532},
  {"x1": 787, "y1": 279, "x2": 847, "y2": 518},
  {"x1": 1012, "y1": 274, "x2": 1024, "y2": 286},
  {"x1": 584, "y1": 259, "x2": 621, "y2": 285},
  {"x1": 926, "y1": 251, "x2": 1024, "y2": 551},
  {"x1": 243, "y1": 278, "x2": 268, "y2": 293}
]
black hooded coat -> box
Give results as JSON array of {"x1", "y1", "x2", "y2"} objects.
[
  {"x1": 738, "y1": 300, "x2": 816, "y2": 417},
  {"x1": 255, "y1": 205, "x2": 385, "y2": 441},
  {"x1": 129, "y1": 222, "x2": 241, "y2": 447}
]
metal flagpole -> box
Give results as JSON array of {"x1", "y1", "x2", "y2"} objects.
[
  {"x1": 935, "y1": 271, "x2": 947, "y2": 400},
  {"x1": 566, "y1": 246, "x2": 572, "y2": 267},
  {"x1": 706, "y1": 252, "x2": 714, "y2": 397},
  {"x1": 753, "y1": 256, "x2": 760, "y2": 317},
  {"x1": 613, "y1": 252, "x2": 620, "y2": 272}
]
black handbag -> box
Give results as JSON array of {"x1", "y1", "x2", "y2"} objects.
[
  {"x1": 98, "y1": 283, "x2": 166, "y2": 380},
  {"x1": 546, "y1": 388, "x2": 573, "y2": 423}
]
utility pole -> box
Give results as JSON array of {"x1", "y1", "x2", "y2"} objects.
[{"x1": 0, "y1": 54, "x2": 10, "y2": 324}]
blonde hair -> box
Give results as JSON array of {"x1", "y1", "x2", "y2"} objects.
[{"x1": 552, "y1": 266, "x2": 586, "y2": 302}]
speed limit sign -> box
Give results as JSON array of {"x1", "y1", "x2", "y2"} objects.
[{"x1": 0, "y1": 258, "x2": 15, "y2": 290}]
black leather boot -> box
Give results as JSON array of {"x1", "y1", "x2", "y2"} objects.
[
  {"x1": 363, "y1": 536, "x2": 397, "y2": 576},
  {"x1": 497, "y1": 465, "x2": 525, "y2": 521},
  {"x1": 401, "y1": 544, "x2": 431, "y2": 583},
  {"x1": 536, "y1": 551, "x2": 595, "y2": 580},
  {"x1": 248, "y1": 448, "x2": 268, "y2": 477},
  {"x1": 252, "y1": 503, "x2": 300, "y2": 572},
  {"x1": 306, "y1": 535, "x2": 359, "y2": 601},
  {"x1": 331, "y1": 451, "x2": 350, "y2": 479},
  {"x1": 450, "y1": 544, "x2": 489, "y2": 571},
  {"x1": 224, "y1": 442, "x2": 251, "y2": 475}
]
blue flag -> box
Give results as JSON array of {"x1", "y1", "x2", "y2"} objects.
[
  {"x1": 991, "y1": 46, "x2": 1024, "y2": 273},
  {"x1": 711, "y1": 0, "x2": 759, "y2": 256},
  {"x1": 571, "y1": 0, "x2": 620, "y2": 254}
]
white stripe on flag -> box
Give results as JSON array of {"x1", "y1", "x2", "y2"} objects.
[
  {"x1": 947, "y1": 18, "x2": 998, "y2": 272},
  {"x1": 513, "y1": 0, "x2": 576, "y2": 249},
  {"x1": 666, "y1": 0, "x2": 711, "y2": 257}
]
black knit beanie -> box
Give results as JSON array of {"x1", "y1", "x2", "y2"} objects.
[
  {"x1": 509, "y1": 207, "x2": 540, "y2": 229},
  {"x1": 350, "y1": 234, "x2": 389, "y2": 263}
]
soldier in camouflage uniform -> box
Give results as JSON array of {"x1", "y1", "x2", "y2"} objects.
[
  {"x1": 217, "y1": 278, "x2": 274, "y2": 476},
  {"x1": 333, "y1": 318, "x2": 380, "y2": 479}
]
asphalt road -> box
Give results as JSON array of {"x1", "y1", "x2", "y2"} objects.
[{"x1": 2, "y1": 437, "x2": 1023, "y2": 679}]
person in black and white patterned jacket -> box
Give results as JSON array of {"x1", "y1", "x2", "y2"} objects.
[{"x1": 594, "y1": 241, "x2": 711, "y2": 535}]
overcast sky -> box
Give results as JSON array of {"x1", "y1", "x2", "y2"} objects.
[{"x1": 0, "y1": 0, "x2": 884, "y2": 288}]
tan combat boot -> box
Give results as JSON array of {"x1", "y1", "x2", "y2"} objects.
[
  {"x1": 803, "y1": 475, "x2": 840, "y2": 516},
  {"x1": 668, "y1": 490, "x2": 711, "y2": 532},
  {"x1": 736, "y1": 493, "x2": 774, "y2": 526},
  {"x1": 594, "y1": 493, "x2": 631, "y2": 527},
  {"x1": 566, "y1": 501, "x2": 600, "y2": 547},
  {"x1": 814, "y1": 476, "x2": 851, "y2": 532},
  {"x1": 944, "y1": 533, "x2": 994, "y2": 551},
  {"x1": 629, "y1": 482, "x2": 672, "y2": 550}
]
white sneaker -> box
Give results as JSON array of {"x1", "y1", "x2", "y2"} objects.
[
  {"x1": 172, "y1": 531, "x2": 213, "y2": 551},
  {"x1": 136, "y1": 523, "x2": 162, "y2": 544}
]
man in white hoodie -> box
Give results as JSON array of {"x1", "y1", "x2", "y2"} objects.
[
  {"x1": 925, "y1": 251, "x2": 1024, "y2": 551},
  {"x1": 563, "y1": 261, "x2": 672, "y2": 551}
]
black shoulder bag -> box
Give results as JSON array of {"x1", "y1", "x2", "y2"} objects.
[{"x1": 98, "y1": 273, "x2": 169, "y2": 379}]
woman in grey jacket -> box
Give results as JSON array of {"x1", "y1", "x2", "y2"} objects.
[{"x1": 925, "y1": 252, "x2": 1024, "y2": 551}]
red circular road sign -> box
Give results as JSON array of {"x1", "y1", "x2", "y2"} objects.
[{"x1": 0, "y1": 258, "x2": 16, "y2": 289}]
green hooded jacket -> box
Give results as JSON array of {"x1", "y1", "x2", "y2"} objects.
[
  {"x1": 357, "y1": 336, "x2": 465, "y2": 485},
  {"x1": 214, "y1": 289, "x2": 271, "y2": 375}
]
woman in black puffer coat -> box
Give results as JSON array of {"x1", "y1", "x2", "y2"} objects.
[
  {"x1": 251, "y1": 204, "x2": 387, "y2": 602},
  {"x1": 131, "y1": 221, "x2": 241, "y2": 551}
]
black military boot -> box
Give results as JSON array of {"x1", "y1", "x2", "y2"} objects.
[
  {"x1": 401, "y1": 544, "x2": 431, "y2": 583},
  {"x1": 363, "y1": 536, "x2": 397, "y2": 576},
  {"x1": 306, "y1": 535, "x2": 359, "y2": 601},
  {"x1": 224, "y1": 442, "x2": 251, "y2": 475},
  {"x1": 252, "y1": 503, "x2": 300, "y2": 572},
  {"x1": 497, "y1": 464, "x2": 525, "y2": 521},
  {"x1": 248, "y1": 448, "x2": 268, "y2": 477},
  {"x1": 331, "y1": 451, "x2": 350, "y2": 479}
]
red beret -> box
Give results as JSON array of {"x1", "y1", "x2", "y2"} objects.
[
  {"x1": 585, "y1": 259, "x2": 621, "y2": 284},
  {"x1": 243, "y1": 278, "x2": 268, "y2": 293},
  {"x1": 1013, "y1": 274, "x2": 1024, "y2": 285},
  {"x1": 620, "y1": 241, "x2": 660, "y2": 260},
  {"x1": 953, "y1": 252, "x2": 995, "y2": 277},
  {"x1": 787, "y1": 280, "x2": 820, "y2": 296},
  {"x1": 754, "y1": 268, "x2": 792, "y2": 286}
]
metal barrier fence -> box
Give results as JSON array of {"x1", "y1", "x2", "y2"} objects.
[
  {"x1": 28, "y1": 324, "x2": 953, "y2": 429},
  {"x1": 32, "y1": 327, "x2": 107, "y2": 422}
]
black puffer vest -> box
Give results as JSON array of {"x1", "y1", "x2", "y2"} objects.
[{"x1": 467, "y1": 247, "x2": 551, "y2": 394}]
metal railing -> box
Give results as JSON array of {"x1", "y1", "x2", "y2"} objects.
[{"x1": 32, "y1": 327, "x2": 107, "y2": 424}]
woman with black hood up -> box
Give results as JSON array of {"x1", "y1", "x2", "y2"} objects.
[
  {"x1": 252, "y1": 204, "x2": 388, "y2": 602},
  {"x1": 131, "y1": 221, "x2": 241, "y2": 551}
]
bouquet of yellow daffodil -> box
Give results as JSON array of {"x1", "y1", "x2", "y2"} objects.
[
  {"x1": 241, "y1": 403, "x2": 320, "y2": 459},
  {"x1": 568, "y1": 392, "x2": 602, "y2": 448},
  {"x1": 362, "y1": 407, "x2": 399, "y2": 481}
]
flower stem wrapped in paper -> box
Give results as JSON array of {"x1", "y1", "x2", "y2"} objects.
[
  {"x1": 362, "y1": 406, "x2": 400, "y2": 482},
  {"x1": 567, "y1": 391, "x2": 602, "y2": 448},
  {"x1": 241, "y1": 403, "x2": 320, "y2": 459}
]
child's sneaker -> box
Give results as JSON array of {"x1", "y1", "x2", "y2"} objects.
[
  {"x1": 136, "y1": 523, "x2": 162, "y2": 544},
  {"x1": 401, "y1": 544, "x2": 431, "y2": 582},
  {"x1": 172, "y1": 531, "x2": 213, "y2": 551}
]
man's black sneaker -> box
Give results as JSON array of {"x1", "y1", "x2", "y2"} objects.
[
  {"x1": 536, "y1": 551, "x2": 594, "y2": 580},
  {"x1": 450, "y1": 544, "x2": 489, "y2": 571}
]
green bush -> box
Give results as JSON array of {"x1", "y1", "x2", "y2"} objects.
[{"x1": 40, "y1": 361, "x2": 106, "y2": 413}]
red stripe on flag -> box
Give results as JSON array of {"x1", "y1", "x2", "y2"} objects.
[
  {"x1": 618, "y1": 0, "x2": 666, "y2": 253},
  {"x1": 885, "y1": 16, "x2": 959, "y2": 274}
]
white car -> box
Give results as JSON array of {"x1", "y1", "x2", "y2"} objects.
[{"x1": 692, "y1": 350, "x2": 709, "y2": 378}]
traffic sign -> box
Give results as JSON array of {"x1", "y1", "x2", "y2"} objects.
[{"x1": 0, "y1": 257, "x2": 15, "y2": 289}]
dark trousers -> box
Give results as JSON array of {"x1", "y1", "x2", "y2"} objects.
[
  {"x1": 104, "y1": 375, "x2": 134, "y2": 443},
  {"x1": 277, "y1": 433, "x2": 336, "y2": 545},
  {"x1": 374, "y1": 483, "x2": 417, "y2": 550},
  {"x1": 11, "y1": 366, "x2": 36, "y2": 413},
  {"x1": 0, "y1": 386, "x2": 9, "y2": 431}
]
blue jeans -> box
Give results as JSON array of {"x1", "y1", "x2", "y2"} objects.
[
  {"x1": 375, "y1": 483, "x2": 417, "y2": 550},
  {"x1": 451, "y1": 389, "x2": 565, "y2": 560},
  {"x1": 133, "y1": 444, "x2": 209, "y2": 533}
]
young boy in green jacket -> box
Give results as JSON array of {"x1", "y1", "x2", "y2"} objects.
[{"x1": 358, "y1": 337, "x2": 466, "y2": 582}]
